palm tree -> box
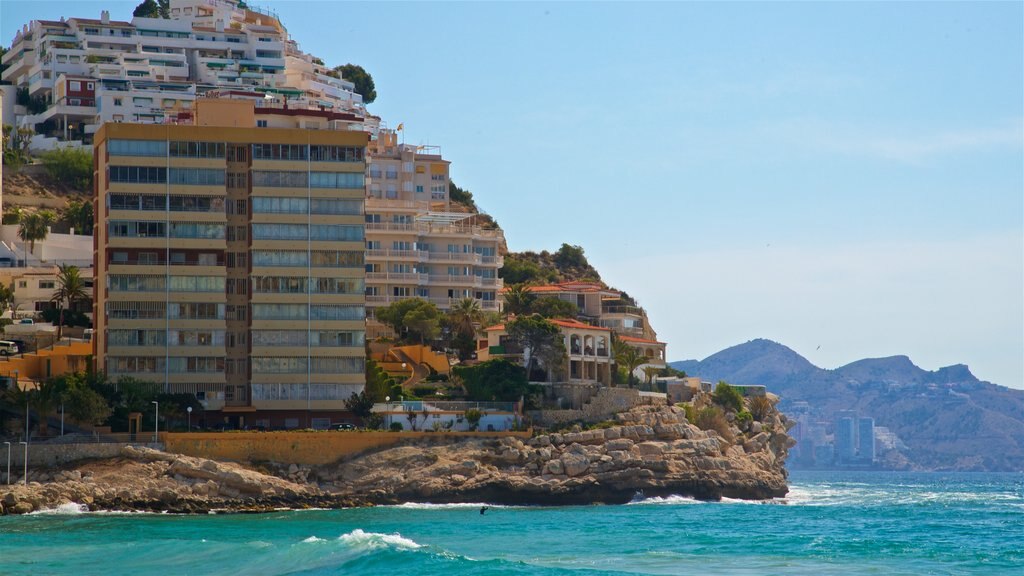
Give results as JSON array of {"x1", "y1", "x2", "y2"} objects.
[
  {"x1": 60, "y1": 198, "x2": 94, "y2": 235},
  {"x1": 502, "y1": 283, "x2": 536, "y2": 318},
  {"x1": 51, "y1": 264, "x2": 88, "y2": 339},
  {"x1": 18, "y1": 210, "x2": 56, "y2": 261},
  {"x1": 613, "y1": 338, "x2": 645, "y2": 388},
  {"x1": 449, "y1": 297, "x2": 483, "y2": 337}
]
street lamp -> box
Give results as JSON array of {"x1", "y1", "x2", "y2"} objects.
[
  {"x1": 4, "y1": 441, "x2": 10, "y2": 485},
  {"x1": 61, "y1": 403, "x2": 65, "y2": 436},
  {"x1": 152, "y1": 401, "x2": 159, "y2": 442},
  {"x1": 19, "y1": 441, "x2": 27, "y2": 485},
  {"x1": 187, "y1": 406, "x2": 192, "y2": 432}
]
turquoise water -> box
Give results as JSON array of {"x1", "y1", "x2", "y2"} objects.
[{"x1": 1, "y1": 471, "x2": 1021, "y2": 575}]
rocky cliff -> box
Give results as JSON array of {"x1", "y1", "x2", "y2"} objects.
[
  {"x1": 1, "y1": 404, "x2": 794, "y2": 514},
  {"x1": 319, "y1": 404, "x2": 793, "y2": 505}
]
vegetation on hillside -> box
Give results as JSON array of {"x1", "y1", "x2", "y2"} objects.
[
  {"x1": 329, "y1": 64, "x2": 376, "y2": 103},
  {"x1": 500, "y1": 243, "x2": 602, "y2": 285},
  {"x1": 41, "y1": 147, "x2": 93, "y2": 191},
  {"x1": 454, "y1": 359, "x2": 539, "y2": 405}
]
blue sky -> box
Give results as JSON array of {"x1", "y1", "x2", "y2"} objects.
[{"x1": 4, "y1": 1, "x2": 1022, "y2": 388}]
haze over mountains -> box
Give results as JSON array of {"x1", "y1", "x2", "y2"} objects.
[{"x1": 671, "y1": 339, "x2": 1024, "y2": 472}]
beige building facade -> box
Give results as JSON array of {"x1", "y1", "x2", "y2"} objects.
[{"x1": 93, "y1": 98, "x2": 367, "y2": 429}]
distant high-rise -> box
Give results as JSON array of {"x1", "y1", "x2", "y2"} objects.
[
  {"x1": 858, "y1": 417, "x2": 875, "y2": 463},
  {"x1": 836, "y1": 417, "x2": 857, "y2": 464}
]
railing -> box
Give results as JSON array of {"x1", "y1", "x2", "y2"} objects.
[
  {"x1": 365, "y1": 272, "x2": 427, "y2": 283},
  {"x1": 426, "y1": 252, "x2": 480, "y2": 263},
  {"x1": 366, "y1": 295, "x2": 498, "y2": 310},
  {"x1": 602, "y1": 305, "x2": 646, "y2": 316},
  {"x1": 373, "y1": 401, "x2": 517, "y2": 413},
  {"x1": 109, "y1": 259, "x2": 225, "y2": 267},
  {"x1": 366, "y1": 249, "x2": 419, "y2": 260}
]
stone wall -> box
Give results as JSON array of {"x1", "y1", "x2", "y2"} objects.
[
  {"x1": 530, "y1": 387, "x2": 668, "y2": 427},
  {"x1": 164, "y1": 430, "x2": 532, "y2": 466},
  {"x1": 3, "y1": 442, "x2": 163, "y2": 469}
]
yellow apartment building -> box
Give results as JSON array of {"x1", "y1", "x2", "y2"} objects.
[
  {"x1": 93, "y1": 98, "x2": 367, "y2": 429},
  {"x1": 364, "y1": 129, "x2": 505, "y2": 338}
]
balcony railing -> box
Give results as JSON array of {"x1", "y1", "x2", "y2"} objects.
[
  {"x1": 365, "y1": 272, "x2": 427, "y2": 283},
  {"x1": 108, "y1": 259, "x2": 225, "y2": 267},
  {"x1": 366, "y1": 295, "x2": 498, "y2": 310},
  {"x1": 602, "y1": 305, "x2": 646, "y2": 317}
]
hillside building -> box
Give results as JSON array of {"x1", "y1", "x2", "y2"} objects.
[
  {"x1": 93, "y1": 98, "x2": 367, "y2": 429},
  {"x1": 2, "y1": 0, "x2": 367, "y2": 147}
]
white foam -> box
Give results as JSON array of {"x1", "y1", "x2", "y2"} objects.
[
  {"x1": 390, "y1": 502, "x2": 510, "y2": 510},
  {"x1": 27, "y1": 502, "x2": 88, "y2": 515},
  {"x1": 301, "y1": 536, "x2": 326, "y2": 543},
  {"x1": 626, "y1": 495, "x2": 702, "y2": 506},
  {"x1": 339, "y1": 528, "x2": 422, "y2": 550}
]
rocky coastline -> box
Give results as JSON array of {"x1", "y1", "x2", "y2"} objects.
[{"x1": 1, "y1": 404, "x2": 794, "y2": 515}]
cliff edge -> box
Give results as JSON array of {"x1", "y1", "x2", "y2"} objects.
[{"x1": 321, "y1": 403, "x2": 793, "y2": 504}]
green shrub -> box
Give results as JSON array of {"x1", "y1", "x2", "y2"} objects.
[
  {"x1": 389, "y1": 422, "x2": 403, "y2": 432},
  {"x1": 681, "y1": 403, "x2": 697, "y2": 424},
  {"x1": 41, "y1": 147, "x2": 93, "y2": 191},
  {"x1": 735, "y1": 410, "x2": 753, "y2": 427},
  {"x1": 695, "y1": 406, "x2": 734, "y2": 442},
  {"x1": 712, "y1": 381, "x2": 744, "y2": 413},
  {"x1": 464, "y1": 408, "x2": 482, "y2": 431},
  {"x1": 747, "y1": 396, "x2": 773, "y2": 421}
]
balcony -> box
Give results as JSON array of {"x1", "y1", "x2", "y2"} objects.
[
  {"x1": 426, "y1": 251, "x2": 480, "y2": 264},
  {"x1": 366, "y1": 295, "x2": 498, "y2": 311},
  {"x1": 603, "y1": 304, "x2": 646, "y2": 316},
  {"x1": 365, "y1": 272, "x2": 428, "y2": 283},
  {"x1": 428, "y1": 274, "x2": 481, "y2": 287},
  {"x1": 366, "y1": 248, "x2": 419, "y2": 261}
]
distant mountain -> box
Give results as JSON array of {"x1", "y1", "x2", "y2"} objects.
[{"x1": 671, "y1": 339, "x2": 1024, "y2": 472}]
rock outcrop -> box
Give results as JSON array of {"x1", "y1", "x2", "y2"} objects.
[
  {"x1": 1, "y1": 404, "x2": 794, "y2": 514},
  {"x1": 0, "y1": 446, "x2": 363, "y2": 515},
  {"x1": 321, "y1": 404, "x2": 794, "y2": 505}
]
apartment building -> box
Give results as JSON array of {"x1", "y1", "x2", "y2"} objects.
[
  {"x1": 93, "y1": 98, "x2": 367, "y2": 429},
  {"x1": 2, "y1": 0, "x2": 366, "y2": 143},
  {"x1": 364, "y1": 129, "x2": 505, "y2": 337}
]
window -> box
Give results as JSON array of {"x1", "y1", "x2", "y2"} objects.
[
  {"x1": 168, "y1": 141, "x2": 225, "y2": 159},
  {"x1": 39, "y1": 280, "x2": 55, "y2": 289},
  {"x1": 108, "y1": 165, "x2": 167, "y2": 183},
  {"x1": 256, "y1": 120, "x2": 268, "y2": 128}
]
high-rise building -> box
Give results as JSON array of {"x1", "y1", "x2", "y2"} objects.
[
  {"x1": 858, "y1": 417, "x2": 875, "y2": 463},
  {"x1": 93, "y1": 98, "x2": 367, "y2": 429},
  {"x1": 835, "y1": 416, "x2": 857, "y2": 464}
]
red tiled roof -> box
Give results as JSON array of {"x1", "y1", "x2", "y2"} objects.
[
  {"x1": 618, "y1": 335, "x2": 665, "y2": 345},
  {"x1": 38, "y1": 20, "x2": 70, "y2": 27},
  {"x1": 254, "y1": 108, "x2": 364, "y2": 122},
  {"x1": 485, "y1": 319, "x2": 610, "y2": 332}
]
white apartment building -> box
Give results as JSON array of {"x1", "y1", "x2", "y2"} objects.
[
  {"x1": 364, "y1": 129, "x2": 506, "y2": 337},
  {"x1": 1, "y1": 0, "x2": 365, "y2": 143}
]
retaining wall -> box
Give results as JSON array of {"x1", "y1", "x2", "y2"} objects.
[
  {"x1": 3, "y1": 441, "x2": 163, "y2": 468},
  {"x1": 163, "y1": 429, "x2": 532, "y2": 466},
  {"x1": 530, "y1": 387, "x2": 666, "y2": 427}
]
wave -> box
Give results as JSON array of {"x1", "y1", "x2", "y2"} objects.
[
  {"x1": 338, "y1": 528, "x2": 422, "y2": 550},
  {"x1": 388, "y1": 502, "x2": 515, "y2": 510},
  {"x1": 627, "y1": 495, "x2": 702, "y2": 506},
  {"x1": 26, "y1": 502, "x2": 89, "y2": 515}
]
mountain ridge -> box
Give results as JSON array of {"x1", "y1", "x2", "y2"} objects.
[{"x1": 670, "y1": 339, "x2": 1023, "y2": 471}]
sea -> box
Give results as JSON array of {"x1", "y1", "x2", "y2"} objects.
[{"x1": 0, "y1": 471, "x2": 1021, "y2": 575}]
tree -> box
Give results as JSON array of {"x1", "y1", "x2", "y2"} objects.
[
  {"x1": 0, "y1": 282, "x2": 13, "y2": 314},
  {"x1": 448, "y1": 180, "x2": 477, "y2": 210},
  {"x1": 447, "y1": 297, "x2": 484, "y2": 360},
  {"x1": 464, "y1": 408, "x2": 482, "y2": 431},
  {"x1": 502, "y1": 283, "x2": 536, "y2": 317},
  {"x1": 18, "y1": 210, "x2": 56, "y2": 258},
  {"x1": 60, "y1": 198, "x2": 94, "y2": 235},
  {"x1": 403, "y1": 307, "x2": 440, "y2": 344},
  {"x1": 642, "y1": 366, "x2": 661, "y2": 387},
  {"x1": 455, "y1": 359, "x2": 537, "y2": 403},
  {"x1": 554, "y1": 243, "x2": 589, "y2": 269},
  {"x1": 500, "y1": 257, "x2": 548, "y2": 285},
  {"x1": 613, "y1": 339, "x2": 644, "y2": 388},
  {"x1": 344, "y1": 391, "x2": 375, "y2": 419},
  {"x1": 530, "y1": 296, "x2": 578, "y2": 319},
  {"x1": 375, "y1": 298, "x2": 441, "y2": 344},
  {"x1": 505, "y1": 314, "x2": 563, "y2": 381},
  {"x1": 333, "y1": 64, "x2": 376, "y2": 104},
  {"x1": 364, "y1": 359, "x2": 394, "y2": 403},
  {"x1": 134, "y1": 0, "x2": 169, "y2": 18},
  {"x1": 52, "y1": 264, "x2": 89, "y2": 339}
]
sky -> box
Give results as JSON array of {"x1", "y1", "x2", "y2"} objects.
[{"x1": 3, "y1": 1, "x2": 1023, "y2": 388}]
